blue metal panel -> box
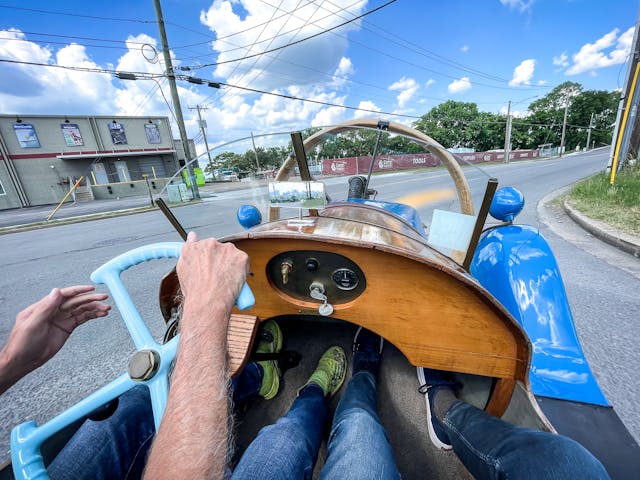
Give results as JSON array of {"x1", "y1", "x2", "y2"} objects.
[
  {"x1": 345, "y1": 198, "x2": 427, "y2": 236},
  {"x1": 471, "y1": 225, "x2": 608, "y2": 406}
]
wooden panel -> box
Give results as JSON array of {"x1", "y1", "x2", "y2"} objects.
[
  {"x1": 232, "y1": 237, "x2": 530, "y2": 382},
  {"x1": 485, "y1": 378, "x2": 516, "y2": 416},
  {"x1": 228, "y1": 314, "x2": 259, "y2": 376}
]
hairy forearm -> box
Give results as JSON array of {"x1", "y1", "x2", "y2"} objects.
[{"x1": 145, "y1": 300, "x2": 232, "y2": 479}]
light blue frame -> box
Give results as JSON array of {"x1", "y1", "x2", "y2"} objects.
[{"x1": 11, "y1": 242, "x2": 254, "y2": 480}]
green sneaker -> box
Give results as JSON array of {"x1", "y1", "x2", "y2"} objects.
[
  {"x1": 300, "y1": 346, "x2": 347, "y2": 398},
  {"x1": 257, "y1": 320, "x2": 283, "y2": 400}
]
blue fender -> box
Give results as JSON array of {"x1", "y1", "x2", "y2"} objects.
[{"x1": 471, "y1": 225, "x2": 608, "y2": 406}]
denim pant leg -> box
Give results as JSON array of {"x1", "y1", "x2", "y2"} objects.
[
  {"x1": 232, "y1": 361, "x2": 263, "y2": 407},
  {"x1": 48, "y1": 385, "x2": 155, "y2": 480},
  {"x1": 320, "y1": 372, "x2": 400, "y2": 480},
  {"x1": 232, "y1": 385, "x2": 328, "y2": 480},
  {"x1": 443, "y1": 401, "x2": 611, "y2": 480},
  {"x1": 48, "y1": 364, "x2": 263, "y2": 480}
]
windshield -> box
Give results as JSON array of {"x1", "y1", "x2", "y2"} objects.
[{"x1": 161, "y1": 121, "x2": 507, "y2": 258}]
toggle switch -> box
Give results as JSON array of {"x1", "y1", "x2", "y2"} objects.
[{"x1": 281, "y1": 260, "x2": 293, "y2": 284}]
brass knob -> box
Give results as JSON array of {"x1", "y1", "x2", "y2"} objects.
[{"x1": 128, "y1": 350, "x2": 160, "y2": 381}]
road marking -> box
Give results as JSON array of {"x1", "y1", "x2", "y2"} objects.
[{"x1": 394, "y1": 188, "x2": 455, "y2": 207}]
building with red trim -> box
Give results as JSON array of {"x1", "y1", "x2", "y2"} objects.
[{"x1": 0, "y1": 114, "x2": 184, "y2": 210}]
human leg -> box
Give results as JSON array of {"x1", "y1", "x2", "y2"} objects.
[
  {"x1": 419, "y1": 367, "x2": 610, "y2": 480},
  {"x1": 232, "y1": 346, "x2": 346, "y2": 480},
  {"x1": 48, "y1": 385, "x2": 155, "y2": 480},
  {"x1": 320, "y1": 328, "x2": 400, "y2": 480}
]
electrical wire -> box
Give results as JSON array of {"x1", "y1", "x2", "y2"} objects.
[
  {"x1": 0, "y1": 57, "x2": 606, "y2": 130},
  {"x1": 180, "y1": 0, "x2": 397, "y2": 70},
  {"x1": 0, "y1": 4, "x2": 157, "y2": 24}
]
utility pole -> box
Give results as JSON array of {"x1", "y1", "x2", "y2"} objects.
[
  {"x1": 559, "y1": 100, "x2": 569, "y2": 157},
  {"x1": 190, "y1": 105, "x2": 213, "y2": 168},
  {"x1": 250, "y1": 132, "x2": 261, "y2": 172},
  {"x1": 586, "y1": 112, "x2": 594, "y2": 151},
  {"x1": 153, "y1": 0, "x2": 199, "y2": 199},
  {"x1": 503, "y1": 100, "x2": 512, "y2": 163}
]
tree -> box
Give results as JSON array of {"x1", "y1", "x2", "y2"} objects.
[
  {"x1": 414, "y1": 101, "x2": 506, "y2": 151},
  {"x1": 414, "y1": 101, "x2": 481, "y2": 148},
  {"x1": 526, "y1": 82, "x2": 617, "y2": 150}
]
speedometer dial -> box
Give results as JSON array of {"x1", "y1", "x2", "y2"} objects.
[{"x1": 332, "y1": 268, "x2": 359, "y2": 291}]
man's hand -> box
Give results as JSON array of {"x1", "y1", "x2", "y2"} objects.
[
  {"x1": 0, "y1": 286, "x2": 110, "y2": 394},
  {"x1": 177, "y1": 232, "x2": 249, "y2": 318},
  {"x1": 145, "y1": 233, "x2": 248, "y2": 479}
]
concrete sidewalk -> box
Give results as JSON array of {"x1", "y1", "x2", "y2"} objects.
[{"x1": 0, "y1": 180, "x2": 269, "y2": 232}]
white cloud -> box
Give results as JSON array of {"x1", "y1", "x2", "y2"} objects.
[
  {"x1": 425, "y1": 78, "x2": 435, "y2": 88},
  {"x1": 0, "y1": 11, "x2": 367, "y2": 153},
  {"x1": 388, "y1": 77, "x2": 419, "y2": 108},
  {"x1": 448, "y1": 77, "x2": 471, "y2": 94},
  {"x1": 0, "y1": 29, "x2": 117, "y2": 112},
  {"x1": 331, "y1": 57, "x2": 355, "y2": 87},
  {"x1": 553, "y1": 52, "x2": 569, "y2": 67},
  {"x1": 353, "y1": 100, "x2": 381, "y2": 119},
  {"x1": 461, "y1": 45, "x2": 470, "y2": 53},
  {"x1": 566, "y1": 27, "x2": 634, "y2": 75},
  {"x1": 499, "y1": 0, "x2": 534, "y2": 13},
  {"x1": 509, "y1": 59, "x2": 535, "y2": 86},
  {"x1": 537, "y1": 79, "x2": 547, "y2": 85},
  {"x1": 199, "y1": 0, "x2": 367, "y2": 91}
]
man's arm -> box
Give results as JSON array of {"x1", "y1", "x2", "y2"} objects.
[
  {"x1": 0, "y1": 286, "x2": 110, "y2": 395},
  {"x1": 144, "y1": 232, "x2": 249, "y2": 479}
]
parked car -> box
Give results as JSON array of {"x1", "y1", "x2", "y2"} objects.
[{"x1": 219, "y1": 169, "x2": 239, "y2": 182}]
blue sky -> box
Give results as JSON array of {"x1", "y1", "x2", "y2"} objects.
[{"x1": 0, "y1": 0, "x2": 637, "y2": 150}]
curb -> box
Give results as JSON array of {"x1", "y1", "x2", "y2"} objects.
[
  {"x1": 0, "y1": 199, "x2": 201, "y2": 236},
  {"x1": 563, "y1": 199, "x2": 640, "y2": 258}
]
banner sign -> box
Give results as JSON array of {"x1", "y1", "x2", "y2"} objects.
[
  {"x1": 108, "y1": 122, "x2": 128, "y2": 145},
  {"x1": 145, "y1": 123, "x2": 161, "y2": 144},
  {"x1": 13, "y1": 123, "x2": 40, "y2": 148},
  {"x1": 60, "y1": 123, "x2": 84, "y2": 146},
  {"x1": 321, "y1": 150, "x2": 540, "y2": 175}
]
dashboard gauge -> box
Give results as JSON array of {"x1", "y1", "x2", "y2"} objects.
[{"x1": 332, "y1": 268, "x2": 359, "y2": 291}]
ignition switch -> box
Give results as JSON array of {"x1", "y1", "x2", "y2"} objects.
[{"x1": 309, "y1": 282, "x2": 334, "y2": 316}]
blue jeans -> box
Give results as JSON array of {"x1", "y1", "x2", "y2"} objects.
[
  {"x1": 48, "y1": 362, "x2": 264, "y2": 480},
  {"x1": 233, "y1": 372, "x2": 608, "y2": 480},
  {"x1": 232, "y1": 371, "x2": 401, "y2": 480},
  {"x1": 443, "y1": 401, "x2": 611, "y2": 479}
]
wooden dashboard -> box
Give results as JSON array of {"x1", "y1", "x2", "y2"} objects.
[{"x1": 159, "y1": 210, "x2": 532, "y2": 417}]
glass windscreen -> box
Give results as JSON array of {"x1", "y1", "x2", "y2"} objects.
[{"x1": 159, "y1": 122, "x2": 504, "y2": 258}]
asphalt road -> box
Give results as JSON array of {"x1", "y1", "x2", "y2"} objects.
[{"x1": 1, "y1": 149, "x2": 638, "y2": 462}]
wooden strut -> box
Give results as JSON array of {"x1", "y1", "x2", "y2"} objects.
[{"x1": 463, "y1": 178, "x2": 498, "y2": 271}]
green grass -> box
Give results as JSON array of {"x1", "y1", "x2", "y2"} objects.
[{"x1": 567, "y1": 166, "x2": 640, "y2": 236}]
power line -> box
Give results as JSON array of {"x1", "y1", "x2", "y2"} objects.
[
  {"x1": 172, "y1": 0, "x2": 318, "y2": 49},
  {"x1": 0, "y1": 56, "x2": 606, "y2": 131},
  {"x1": 0, "y1": 4, "x2": 157, "y2": 23},
  {"x1": 316, "y1": 0, "x2": 511, "y2": 84},
  {"x1": 180, "y1": 0, "x2": 397, "y2": 70}
]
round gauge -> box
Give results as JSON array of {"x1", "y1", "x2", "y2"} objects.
[{"x1": 332, "y1": 268, "x2": 359, "y2": 291}]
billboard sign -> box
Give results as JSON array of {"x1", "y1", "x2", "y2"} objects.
[
  {"x1": 145, "y1": 123, "x2": 161, "y2": 144},
  {"x1": 108, "y1": 122, "x2": 127, "y2": 145},
  {"x1": 13, "y1": 123, "x2": 40, "y2": 148},
  {"x1": 61, "y1": 123, "x2": 84, "y2": 146}
]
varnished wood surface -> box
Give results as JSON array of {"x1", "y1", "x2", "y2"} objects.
[
  {"x1": 229, "y1": 236, "x2": 529, "y2": 382},
  {"x1": 228, "y1": 314, "x2": 259, "y2": 376},
  {"x1": 159, "y1": 212, "x2": 532, "y2": 416}
]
